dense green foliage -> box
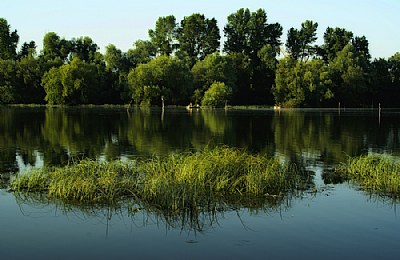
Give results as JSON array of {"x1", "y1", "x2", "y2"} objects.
[
  {"x1": 273, "y1": 57, "x2": 333, "y2": 107},
  {"x1": 128, "y1": 55, "x2": 192, "y2": 105},
  {"x1": 201, "y1": 81, "x2": 232, "y2": 107},
  {"x1": 177, "y1": 13, "x2": 220, "y2": 66},
  {"x1": 224, "y1": 8, "x2": 282, "y2": 104},
  {"x1": 0, "y1": 10, "x2": 399, "y2": 107},
  {"x1": 191, "y1": 52, "x2": 236, "y2": 103},
  {"x1": 0, "y1": 18, "x2": 19, "y2": 60}
]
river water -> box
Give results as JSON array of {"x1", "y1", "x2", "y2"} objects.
[{"x1": 0, "y1": 107, "x2": 399, "y2": 259}]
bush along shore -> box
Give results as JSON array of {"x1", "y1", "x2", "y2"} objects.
[
  {"x1": 335, "y1": 155, "x2": 400, "y2": 198},
  {"x1": 10, "y1": 147, "x2": 311, "y2": 213}
]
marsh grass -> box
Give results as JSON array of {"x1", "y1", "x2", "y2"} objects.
[
  {"x1": 12, "y1": 160, "x2": 138, "y2": 204},
  {"x1": 335, "y1": 155, "x2": 400, "y2": 198},
  {"x1": 11, "y1": 147, "x2": 307, "y2": 212}
]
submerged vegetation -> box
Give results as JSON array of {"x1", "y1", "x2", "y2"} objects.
[
  {"x1": 335, "y1": 155, "x2": 400, "y2": 198},
  {"x1": 11, "y1": 147, "x2": 309, "y2": 212}
]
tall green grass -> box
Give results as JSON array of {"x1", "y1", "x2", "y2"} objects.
[
  {"x1": 11, "y1": 147, "x2": 306, "y2": 212},
  {"x1": 335, "y1": 155, "x2": 400, "y2": 198},
  {"x1": 12, "y1": 160, "x2": 138, "y2": 204}
]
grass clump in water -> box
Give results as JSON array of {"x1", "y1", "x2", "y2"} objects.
[
  {"x1": 139, "y1": 147, "x2": 301, "y2": 212},
  {"x1": 12, "y1": 160, "x2": 138, "y2": 204},
  {"x1": 335, "y1": 155, "x2": 400, "y2": 198},
  {"x1": 11, "y1": 147, "x2": 305, "y2": 210}
]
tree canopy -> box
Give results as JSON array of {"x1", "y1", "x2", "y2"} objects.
[
  {"x1": 0, "y1": 13, "x2": 399, "y2": 107},
  {"x1": 0, "y1": 18, "x2": 19, "y2": 60}
]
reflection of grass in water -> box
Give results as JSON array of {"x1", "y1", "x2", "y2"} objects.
[
  {"x1": 11, "y1": 147, "x2": 310, "y2": 217},
  {"x1": 14, "y1": 192, "x2": 294, "y2": 235},
  {"x1": 335, "y1": 155, "x2": 400, "y2": 199}
]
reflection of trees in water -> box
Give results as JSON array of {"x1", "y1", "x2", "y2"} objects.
[
  {"x1": 13, "y1": 192, "x2": 296, "y2": 235},
  {"x1": 270, "y1": 110, "x2": 400, "y2": 183},
  {"x1": 126, "y1": 108, "x2": 194, "y2": 156},
  {"x1": 41, "y1": 108, "x2": 123, "y2": 164},
  {"x1": 189, "y1": 110, "x2": 276, "y2": 156},
  {"x1": 0, "y1": 107, "x2": 45, "y2": 175},
  {"x1": 2, "y1": 107, "x2": 400, "y2": 178}
]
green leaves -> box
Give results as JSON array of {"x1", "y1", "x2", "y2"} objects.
[
  {"x1": 201, "y1": 82, "x2": 232, "y2": 107},
  {"x1": 286, "y1": 20, "x2": 318, "y2": 61},
  {"x1": 224, "y1": 8, "x2": 282, "y2": 59},
  {"x1": 273, "y1": 57, "x2": 333, "y2": 107},
  {"x1": 329, "y1": 44, "x2": 368, "y2": 106},
  {"x1": 191, "y1": 52, "x2": 236, "y2": 98},
  {"x1": 177, "y1": 13, "x2": 220, "y2": 65},
  {"x1": 149, "y1": 15, "x2": 177, "y2": 56},
  {"x1": 0, "y1": 18, "x2": 19, "y2": 60},
  {"x1": 42, "y1": 57, "x2": 101, "y2": 105},
  {"x1": 128, "y1": 55, "x2": 192, "y2": 105},
  {"x1": 320, "y1": 27, "x2": 353, "y2": 62}
]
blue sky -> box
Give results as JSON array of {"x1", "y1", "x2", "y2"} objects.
[{"x1": 2, "y1": 0, "x2": 399, "y2": 58}]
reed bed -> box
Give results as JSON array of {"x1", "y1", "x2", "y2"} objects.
[
  {"x1": 12, "y1": 160, "x2": 138, "y2": 204},
  {"x1": 335, "y1": 155, "x2": 400, "y2": 198},
  {"x1": 11, "y1": 147, "x2": 305, "y2": 211}
]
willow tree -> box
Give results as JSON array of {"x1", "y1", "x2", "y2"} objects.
[
  {"x1": 128, "y1": 55, "x2": 192, "y2": 106},
  {"x1": 42, "y1": 57, "x2": 102, "y2": 105},
  {"x1": 273, "y1": 57, "x2": 333, "y2": 107}
]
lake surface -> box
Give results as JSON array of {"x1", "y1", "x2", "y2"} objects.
[{"x1": 1, "y1": 106, "x2": 400, "y2": 259}]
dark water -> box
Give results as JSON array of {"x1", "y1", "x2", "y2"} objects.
[{"x1": 1, "y1": 107, "x2": 400, "y2": 259}]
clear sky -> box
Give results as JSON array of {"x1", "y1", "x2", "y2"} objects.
[{"x1": 2, "y1": 0, "x2": 399, "y2": 58}]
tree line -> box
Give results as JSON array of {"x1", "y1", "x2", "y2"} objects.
[{"x1": 0, "y1": 8, "x2": 399, "y2": 107}]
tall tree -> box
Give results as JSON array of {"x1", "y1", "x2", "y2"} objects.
[
  {"x1": 42, "y1": 32, "x2": 71, "y2": 61},
  {"x1": 17, "y1": 52, "x2": 45, "y2": 103},
  {"x1": 0, "y1": 60, "x2": 18, "y2": 103},
  {"x1": 224, "y1": 9, "x2": 282, "y2": 58},
  {"x1": 104, "y1": 44, "x2": 133, "y2": 103},
  {"x1": 71, "y1": 36, "x2": 99, "y2": 63},
  {"x1": 177, "y1": 13, "x2": 220, "y2": 65},
  {"x1": 223, "y1": 8, "x2": 251, "y2": 55},
  {"x1": 104, "y1": 44, "x2": 124, "y2": 72},
  {"x1": 352, "y1": 36, "x2": 371, "y2": 62},
  {"x1": 286, "y1": 20, "x2": 318, "y2": 61},
  {"x1": 227, "y1": 52, "x2": 251, "y2": 104},
  {"x1": 329, "y1": 44, "x2": 368, "y2": 106},
  {"x1": 319, "y1": 27, "x2": 353, "y2": 62},
  {"x1": 16, "y1": 41, "x2": 36, "y2": 60},
  {"x1": 127, "y1": 40, "x2": 156, "y2": 67},
  {"x1": 370, "y1": 58, "x2": 392, "y2": 105},
  {"x1": 224, "y1": 8, "x2": 282, "y2": 104},
  {"x1": 0, "y1": 18, "x2": 19, "y2": 60},
  {"x1": 149, "y1": 15, "x2": 177, "y2": 56}
]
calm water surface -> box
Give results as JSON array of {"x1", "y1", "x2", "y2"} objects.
[{"x1": 1, "y1": 107, "x2": 400, "y2": 259}]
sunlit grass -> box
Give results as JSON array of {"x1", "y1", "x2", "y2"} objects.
[
  {"x1": 12, "y1": 160, "x2": 138, "y2": 204},
  {"x1": 335, "y1": 155, "x2": 400, "y2": 198},
  {"x1": 11, "y1": 147, "x2": 307, "y2": 211}
]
